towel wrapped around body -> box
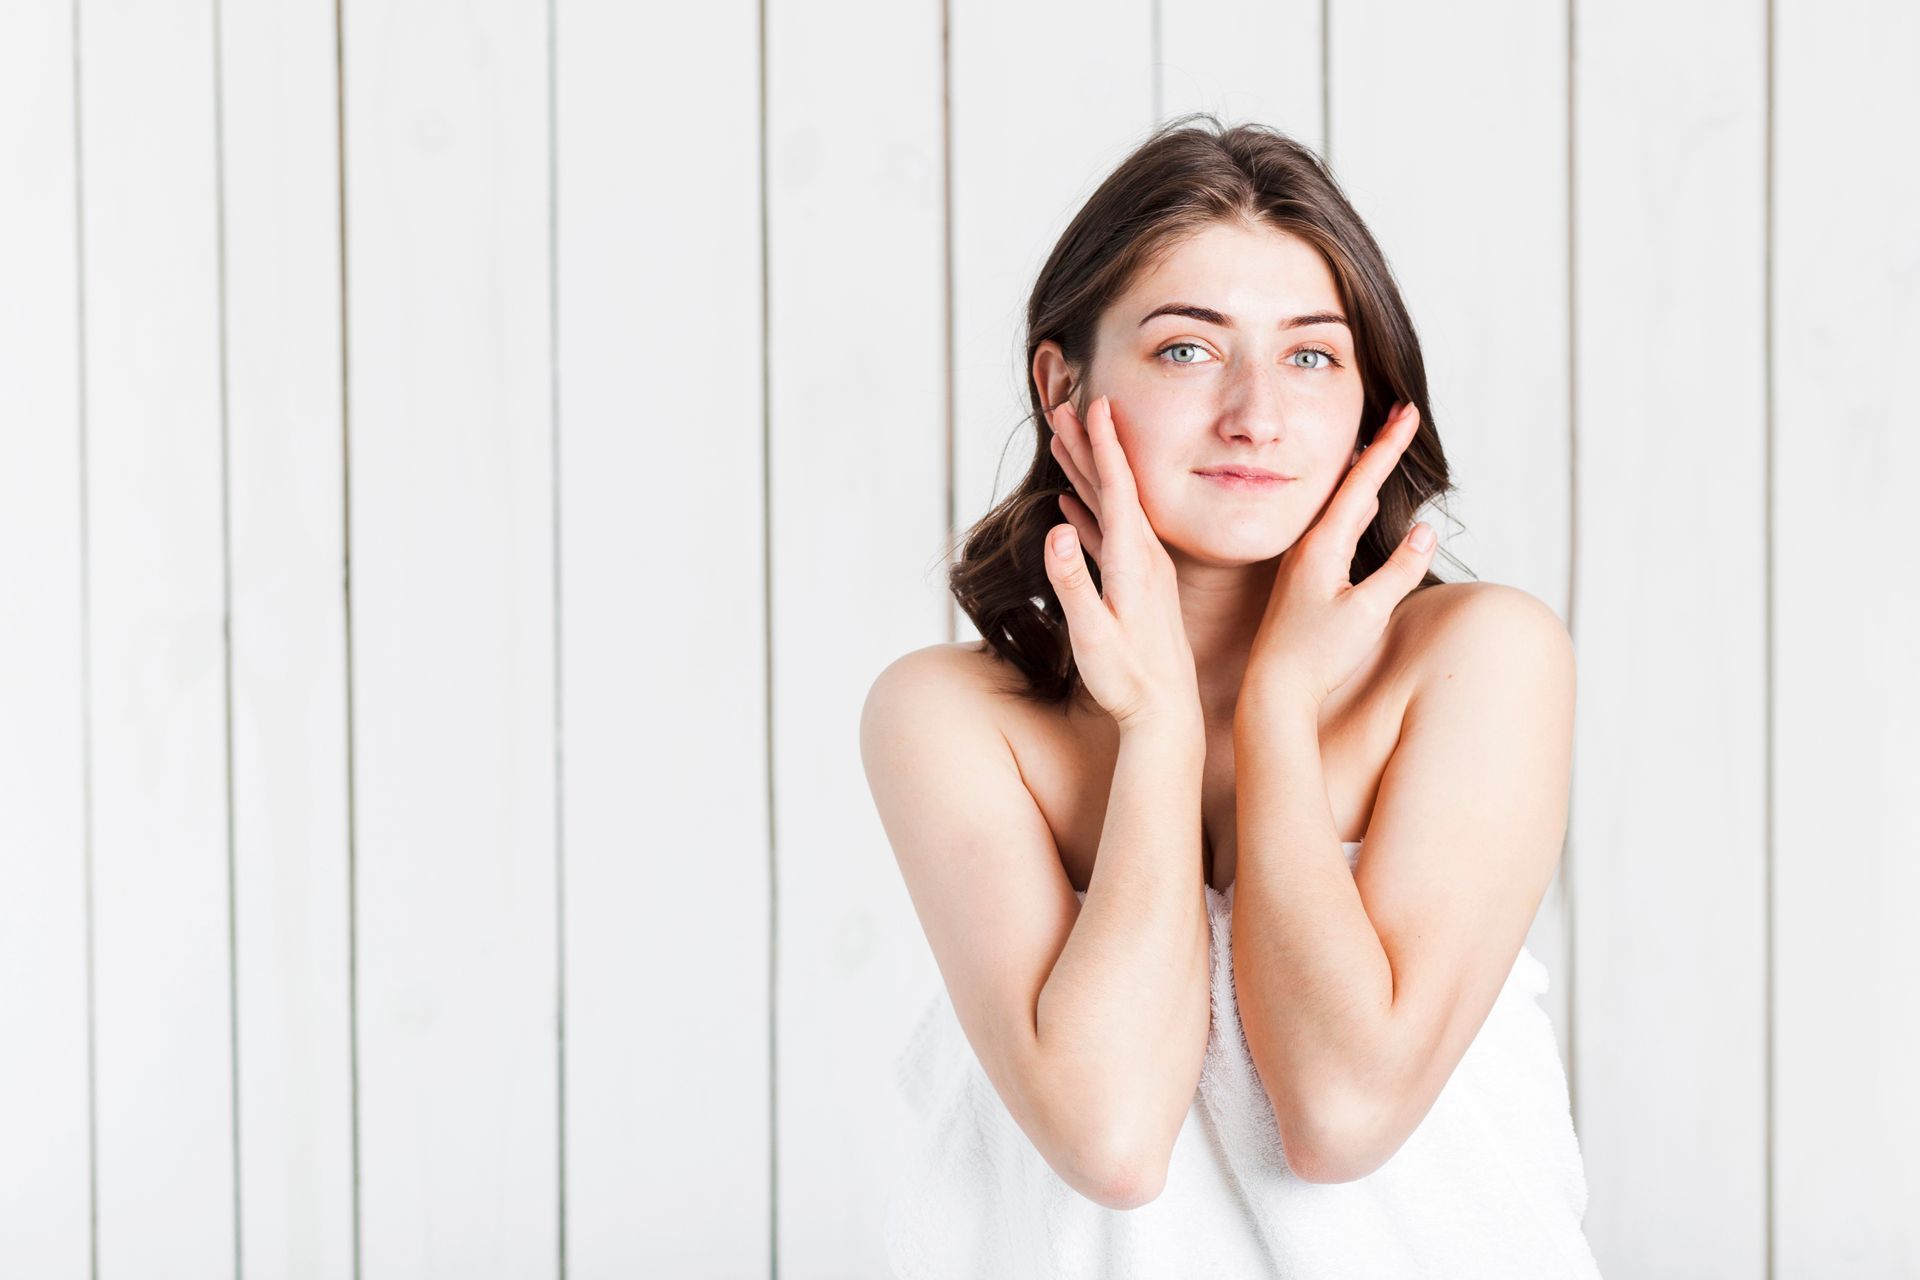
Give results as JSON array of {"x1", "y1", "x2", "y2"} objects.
[{"x1": 884, "y1": 841, "x2": 1603, "y2": 1278}]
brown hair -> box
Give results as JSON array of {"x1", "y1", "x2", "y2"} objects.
[{"x1": 947, "y1": 113, "x2": 1466, "y2": 711}]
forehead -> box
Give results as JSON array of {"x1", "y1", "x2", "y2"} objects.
[{"x1": 1112, "y1": 221, "x2": 1340, "y2": 319}]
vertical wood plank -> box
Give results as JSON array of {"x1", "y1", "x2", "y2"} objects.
[
  {"x1": 1571, "y1": 0, "x2": 1769, "y2": 1271},
  {"x1": 1157, "y1": 0, "x2": 1325, "y2": 146},
  {"x1": 1774, "y1": 0, "x2": 1920, "y2": 1272},
  {"x1": 767, "y1": 0, "x2": 949, "y2": 1272},
  {"x1": 948, "y1": 2, "x2": 1154, "y2": 541},
  {"x1": 219, "y1": 0, "x2": 357, "y2": 1275},
  {"x1": 0, "y1": 2, "x2": 92, "y2": 1275},
  {"x1": 553, "y1": 0, "x2": 770, "y2": 1274},
  {"x1": 75, "y1": 0, "x2": 236, "y2": 1273},
  {"x1": 341, "y1": 0, "x2": 558, "y2": 1273},
  {"x1": 1328, "y1": 0, "x2": 1577, "y2": 1103}
]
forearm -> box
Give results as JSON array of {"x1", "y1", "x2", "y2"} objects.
[
  {"x1": 1034, "y1": 715, "x2": 1211, "y2": 1179},
  {"x1": 1230, "y1": 683, "x2": 1394, "y2": 1154}
]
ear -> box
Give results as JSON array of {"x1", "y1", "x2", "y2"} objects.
[{"x1": 1031, "y1": 340, "x2": 1080, "y2": 416}]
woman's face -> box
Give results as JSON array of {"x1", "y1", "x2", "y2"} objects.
[{"x1": 1043, "y1": 220, "x2": 1367, "y2": 566}]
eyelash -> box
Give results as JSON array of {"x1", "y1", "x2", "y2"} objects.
[{"x1": 1153, "y1": 341, "x2": 1343, "y2": 371}]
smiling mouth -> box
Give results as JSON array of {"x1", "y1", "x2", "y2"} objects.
[{"x1": 1196, "y1": 469, "x2": 1293, "y2": 489}]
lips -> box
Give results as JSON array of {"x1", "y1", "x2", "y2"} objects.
[
  {"x1": 1190, "y1": 468, "x2": 1297, "y2": 495},
  {"x1": 1196, "y1": 466, "x2": 1292, "y2": 481}
]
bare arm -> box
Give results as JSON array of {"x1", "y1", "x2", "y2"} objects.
[
  {"x1": 861, "y1": 649, "x2": 1210, "y2": 1210},
  {"x1": 1233, "y1": 585, "x2": 1574, "y2": 1183},
  {"x1": 1032, "y1": 714, "x2": 1211, "y2": 1206}
]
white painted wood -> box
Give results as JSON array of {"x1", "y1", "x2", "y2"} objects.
[
  {"x1": 554, "y1": 1, "x2": 770, "y2": 1275},
  {"x1": 73, "y1": 1, "x2": 236, "y2": 1275},
  {"x1": 1159, "y1": 0, "x2": 1325, "y2": 148},
  {"x1": 1773, "y1": 0, "x2": 1920, "y2": 1273},
  {"x1": 948, "y1": 0, "x2": 1155, "y2": 570},
  {"x1": 340, "y1": 0, "x2": 558, "y2": 1273},
  {"x1": 218, "y1": 1, "x2": 357, "y2": 1277},
  {"x1": 0, "y1": 3, "x2": 91, "y2": 1277},
  {"x1": 1570, "y1": 2, "x2": 1770, "y2": 1273},
  {"x1": 1329, "y1": 0, "x2": 1577, "y2": 1122},
  {"x1": 765, "y1": 1, "x2": 950, "y2": 1273}
]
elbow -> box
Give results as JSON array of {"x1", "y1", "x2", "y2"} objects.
[
  {"x1": 1082, "y1": 1152, "x2": 1170, "y2": 1211},
  {"x1": 1282, "y1": 1138, "x2": 1385, "y2": 1186},
  {"x1": 1066, "y1": 1133, "x2": 1172, "y2": 1211},
  {"x1": 1277, "y1": 1092, "x2": 1393, "y2": 1186}
]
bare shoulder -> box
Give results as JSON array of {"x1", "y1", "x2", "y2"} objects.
[
  {"x1": 860, "y1": 640, "x2": 1011, "y2": 731},
  {"x1": 1391, "y1": 579, "x2": 1568, "y2": 641},
  {"x1": 858, "y1": 640, "x2": 1036, "y2": 826},
  {"x1": 1391, "y1": 580, "x2": 1575, "y2": 705}
]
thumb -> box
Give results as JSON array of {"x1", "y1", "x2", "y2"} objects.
[
  {"x1": 1390, "y1": 521, "x2": 1437, "y2": 586},
  {"x1": 1360, "y1": 520, "x2": 1437, "y2": 612},
  {"x1": 1044, "y1": 524, "x2": 1098, "y2": 622}
]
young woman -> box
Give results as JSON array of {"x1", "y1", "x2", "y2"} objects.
[{"x1": 861, "y1": 116, "x2": 1601, "y2": 1277}]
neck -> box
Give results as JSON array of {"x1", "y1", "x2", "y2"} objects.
[{"x1": 1174, "y1": 553, "x2": 1280, "y2": 730}]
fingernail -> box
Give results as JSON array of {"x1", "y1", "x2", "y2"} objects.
[
  {"x1": 1052, "y1": 527, "x2": 1076, "y2": 557},
  {"x1": 1410, "y1": 522, "x2": 1434, "y2": 551}
]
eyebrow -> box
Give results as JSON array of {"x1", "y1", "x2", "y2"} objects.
[{"x1": 1137, "y1": 302, "x2": 1350, "y2": 331}]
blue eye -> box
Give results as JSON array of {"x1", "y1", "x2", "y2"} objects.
[
  {"x1": 1152, "y1": 341, "x2": 1343, "y2": 370},
  {"x1": 1155, "y1": 341, "x2": 1213, "y2": 366}
]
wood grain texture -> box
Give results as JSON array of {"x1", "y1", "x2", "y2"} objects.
[
  {"x1": 1570, "y1": 1, "x2": 1770, "y2": 1273},
  {"x1": 343, "y1": 0, "x2": 559, "y2": 1273}
]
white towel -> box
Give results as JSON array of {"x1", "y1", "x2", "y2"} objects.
[{"x1": 885, "y1": 844, "x2": 1603, "y2": 1278}]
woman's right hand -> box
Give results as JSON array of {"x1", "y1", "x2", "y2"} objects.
[{"x1": 1043, "y1": 394, "x2": 1202, "y2": 734}]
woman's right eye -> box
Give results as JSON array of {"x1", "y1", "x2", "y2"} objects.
[{"x1": 1154, "y1": 341, "x2": 1215, "y2": 366}]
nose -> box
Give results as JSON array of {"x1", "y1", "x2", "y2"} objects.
[{"x1": 1216, "y1": 354, "x2": 1290, "y2": 447}]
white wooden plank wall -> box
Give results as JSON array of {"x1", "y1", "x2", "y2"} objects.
[
  {"x1": 0, "y1": 1, "x2": 1912, "y2": 1277},
  {"x1": 222, "y1": 0, "x2": 356, "y2": 1275},
  {"x1": 341, "y1": 0, "x2": 561, "y2": 1275},
  {"x1": 558, "y1": 2, "x2": 769, "y2": 1275},
  {"x1": 1570, "y1": 2, "x2": 1768, "y2": 1272},
  {"x1": 1771, "y1": 2, "x2": 1919, "y2": 1275},
  {"x1": 71, "y1": 2, "x2": 235, "y2": 1274},
  {"x1": 767, "y1": 0, "x2": 945, "y2": 1272}
]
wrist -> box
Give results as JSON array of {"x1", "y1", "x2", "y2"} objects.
[
  {"x1": 1115, "y1": 705, "x2": 1205, "y2": 752},
  {"x1": 1235, "y1": 669, "x2": 1323, "y2": 723}
]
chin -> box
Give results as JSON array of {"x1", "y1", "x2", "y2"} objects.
[
  {"x1": 1175, "y1": 534, "x2": 1289, "y2": 567},
  {"x1": 1182, "y1": 512, "x2": 1293, "y2": 548}
]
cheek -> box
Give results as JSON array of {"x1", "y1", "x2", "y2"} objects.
[
  {"x1": 1116, "y1": 432, "x2": 1181, "y2": 487},
  {"x1": 1120, "y1": 444, "x2": 1192, "y2": 522}
]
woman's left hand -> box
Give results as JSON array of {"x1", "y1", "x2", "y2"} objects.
[{"x1": 1242, "y1": 401, "x2": 1437, "y2": 710}]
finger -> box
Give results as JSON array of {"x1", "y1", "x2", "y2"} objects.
[
  {"x1": 1048, "y1": 401, "x2": 1104, "y2": 524},
  {"x1": 1057, "y1": 491, "x2": 1105, "y2": 565},
  {"x1": 1348, "y1": 401, "x2": 1419, "y2": 488},
  {"x1": 1351, "y1": 519, "x2": 1438, "y2": 614},
  {"x1": 1048, "y1": 433, "x2": 1104, "y2": 527},
  {"x1": 1322, "y1": 402, "x2": 1421, "y2": 550},
  {"x1": 1042, "y1": 522, "x2": 1111, "y2": 643},
  {"x1": 1083, "y1": 395, "x2": 1147, "y2": 574}
]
